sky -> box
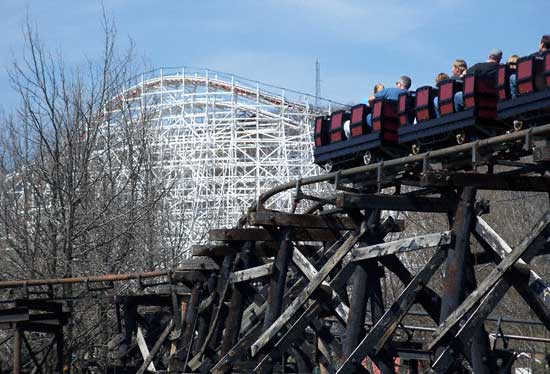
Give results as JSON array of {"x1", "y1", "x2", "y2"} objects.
[{"x1": 0, "y1": 0, "x2": 549, "y2": 110}]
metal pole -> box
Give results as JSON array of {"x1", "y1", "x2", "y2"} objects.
[{"x1": 0, "y1": 269, "x2": 172, "y2": 289}]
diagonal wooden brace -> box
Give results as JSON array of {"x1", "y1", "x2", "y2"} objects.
[
  {"x1": 429, "y1": 211, "x2": 550, "y2": 351},
  {"x1": 474, "y1": 216, "x2": 550, "y2": 330},
  {"x1": 250, "y1": 224, "x2": 366, "y2": 357},
  {"x1": 337, "y1": 248, "x2": 448, "y2": 374}
]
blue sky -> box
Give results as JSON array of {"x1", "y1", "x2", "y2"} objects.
[{"x1": 0, "y1": 0, "x2": 548, "y2": 110}]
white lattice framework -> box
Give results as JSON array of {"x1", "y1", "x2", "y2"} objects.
[{"x1": 108, "y1": 67, "x2": 340, "y2": 254}]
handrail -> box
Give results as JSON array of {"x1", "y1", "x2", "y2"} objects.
[{"x1": 0, "y1": 269, "x2": 171, "y2": 289}]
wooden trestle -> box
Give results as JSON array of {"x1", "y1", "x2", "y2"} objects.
[{"x1": 2, "y1": 127, "x2": 550, "y2": 373}]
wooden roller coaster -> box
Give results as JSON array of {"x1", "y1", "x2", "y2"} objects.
[{"x1": 2, "y1": 119, "x2": 550, "y2": 373}]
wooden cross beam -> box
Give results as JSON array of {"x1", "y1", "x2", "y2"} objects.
[
  {"x1": 253, "y1": 258, "x2": 359, "y2": 371},
  {"x1": 229, "y1": 263, "x2": 273, "y2": 283},
  {"x1": 335, "y1": 192, "x2": 455, "y2": 213},
  {"x1": 253, "y1": 301, "x2": 323, "y2": 373},
  {"x1": 379, "y1": 255, "x2": 442, "y2": 322},
  {"x1": 209, "y1": 227, "x2": 339, "y2": 242},
  {"x1": 474, "y1": 216, "x2": 550, "y2": 330},
  {"x1": 211, "y1": 231, "x2": 356, "y2": 372},
  {"x1": 254, "y1": 215, "x2": 401, "y2": 370},
  {"x1": 291, "y1": 248, "x2": 349, "y2": 322},
  {"x1": 429, "y1": 211, "x2": 550, "y2": 352},
  {"x1": 248, "y1": 210, "x2": 357, "y2": 230},
  {"x1": 351, "y1": 231, "x2": 452, "y2": 262},
  {"x1": 137, "y1": 321, "x2": 174, "y2": 374},
  {"x1": 240, "y1": 298, "x2": 265, "y2": 333},
  {"x1": 210, "y1": 277, "x2": 309, "y2": 373},
  {"x1": 250, "y1": 225, "x2": 365, "y2": 357},
  {"x1": 421, "y1": 171, "x2": 550, "y2": 192},
  {"x1": 173, "y1": 257, "x2": 220, "y2": 271},
  {"x1": 336, "y1": 248, "x2": 448, "y2": 373}
]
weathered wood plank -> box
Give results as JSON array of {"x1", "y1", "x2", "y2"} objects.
[
  {"x1": 292, "y1": 248, "x2": 349, "y2": 322},
  {"x1": 378, "y1": 255, "x2": 441, "y2": 322},
  {"x1": 437, "y1": 187, "x2": 491, "y2": 374},
  {"x1": 248, "y1": 210, "x2": 356, "y2": 230},
  {"x1": 209, "y1": 227, "x2": 339, "y2": 242},
  {"x1": 351, "y1": 231, "x2": 452, "y2": 262},
  {"x1": 229, "y1": 263, "x2": 273, "y2": 283},
  {"x1": 254, "y1": 301, "x2": 323, "y2": 372},
  {"x1": 220, "y1": 245, "x2": 252, "y2": 361},
  {"x1": 263, "y1": 227, "x2": 295, "y2": 331},
  {"x1": 211, "y1": 278, "x2": 308, "y2": 373},
  {"x1": 343, "y1": 209, "x2": 382, "y2": 371},
  {"x1": 240, "y1": 298, "x2": 265, "y2": 333},
  {"x1": 421, "y1": 171, "x2": 550, "y2": 192},
  {"x1": 258, "y1": 258, "x2": 357, "y2": 370},
  {"x1": 337, "y1": 249, "x2": 448, "y2": 374},
  {"x1": 174, "y1": 257, "x2": 220, "y2": 271},
  {"x1": 192, "y1": 242, "x2": 279, "y2": 257},
  {"x1": 192, "y1": 244, "x2": 233, "y2": 257},
  {"x1": 474, "y1": 216, "x2": 550, "y2": 329},
  {"x1": 429, "y1": 211, "x2": 550, "y2": 351},
  {"x1": 136, "y1": 327, "x2": 157, "y2": 372},
  {"x1": 335, "y1": 192, "x2": 454, "y2": 213},
  {"x1": 137, "y1": 321, "x2": 174, "y2": 374},
  {"x1": 250, "y1": 227, "x2": 363, "y2": 357}
]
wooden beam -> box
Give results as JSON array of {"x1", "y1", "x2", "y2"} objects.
[
  {"x1": 292, "y1": 248, "x2": 349, "y2": 322},
  {"x1": 343, "y1": 209, "x2": 381, "y2": 371},
  {"x1": 229, "y1": 263, "x2": 273, "y2": 283},
  {"x1": 437, "y1": 187, "x2": 491, "y2": 374},
  {"x1": 534, "y1": 145, "x2": 550, "y2": 163},
  {"x1": 429, "y1": 211, "x2": 550, "y2": 351},
  {"x1": 175, "y1": 257, "x2": 220, "y2": 271},
  {"x1": 336, "y1": 193, "x2": 454, "y2": 213},
  {"x1": 240, "y1": 298, "x2": 265, "y2": 333},
  {"x1": 421, "y1": 171, "x2": 550, "y2": 192},
  {"x1": 13, "y1": 329, "x2": 21, "y2": 374},
  {"x1": 137, "y1": 321, "x2": 174, "y2": 374},
  {"x1": 209, "y1": 227, "x2": 339, "y2": 242},
  {"x1": 254, "y1": 301, "x2": 323, "y2": 372},
  {"x1": 256, "y1": 259, "x2": 357, "y2": 370},
  {"x1": 0, "y1": 308, "x2": 29, "y2": 323},
  {"x1": 14, "y1": 300, "x2": 62, "y2": 313},
  {"x1": 351, "y1": 231, "x2": 452, "y2": 262},
  {"x1": 211, "y1": 278, "x2": 308, "y2": 373},
  {"x1": 474, "y1": 217, "x2": 550, "y2": 330},
  {"x1": 365, "y1": 254, "x2": 394, "y2": 373},
  {"x1": 136, "y1": 327, "x2": 157, "y2": 372},
  {"x1": 379, "y1": 255, "x2": 441, "y2": 322},
  {"x1": 263, "y1": 227, "x2": 295, "y2": 331},
  {"x1": 220, "y1": 245, "x2": 252, "y2": 361},
  {"x1": 250, "y1": 227, "x2": 363, "y2": 357},
  {"x1": 214, "y1": 231, "x2": 358, "y2": 370},
  {"x1": 337, "y1": 248, "x2": 448, "y2": 374},
  {"x1": 192, "y1": 242, "x2": 280, "y2": 258},
  {"x1": 248, "y1": 210, "x2": 356, "y2": 230}
]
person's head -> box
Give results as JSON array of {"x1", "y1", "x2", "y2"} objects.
[
  {"x1": 451, "y1": 59, "x2": 467, "y2": 77},
  {"x1": 540, "y1": 35, "x2": 550, "y2": 51},
  {"x1": 374, "y1": 83, "x2": 385, "y2": 93},
  {"x1": 396, "y1": 75, "x2": 411, "y2": 90},
  {"x1": 435, "y1": 72, "x2": 450, "y2": 85},
  {"x1": 488, "y1": 48, "x2": 503, "y2": 63},
  {"x1": 507, "y1": 54, "x2": 519, "y2": 70}
]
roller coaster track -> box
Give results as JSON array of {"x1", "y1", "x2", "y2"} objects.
[
  {"x1": 115, "y1": 67, "x2": 345, "y2": 112},
  {"x1": 2, "y1": 122, "x2": 550, "y2": 373}
]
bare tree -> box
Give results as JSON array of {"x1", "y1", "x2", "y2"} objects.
[{"x1": 0, "y1": 12, "x2": 175, "y2": 371}]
